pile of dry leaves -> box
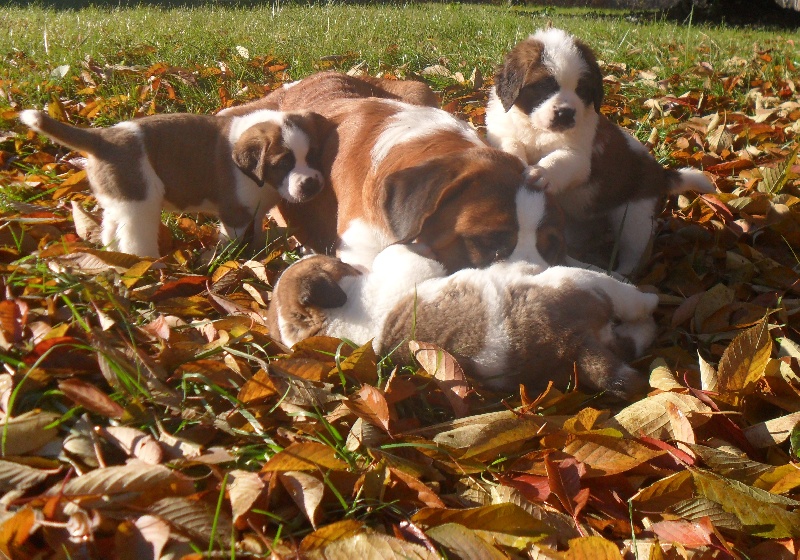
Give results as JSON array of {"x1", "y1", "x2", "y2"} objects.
[{"x1": 0, "y1": 41, "x2": 799, "y2": 559}]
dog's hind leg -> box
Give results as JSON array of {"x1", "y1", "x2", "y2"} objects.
[
  {"x1": 610, "y1": 198, "x2": 658, "y2": 276},
  {"x1": 107, "y1": 199, "x2": 161, "y2": 257}
]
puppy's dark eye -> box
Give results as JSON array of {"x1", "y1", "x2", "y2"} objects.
[
  {"x1": 516, "y1": 76, "x2": 559, "y2": 114},
  {"x1": 576, "y1": 75, "x2": 600, "y2": 109},
  {"x1": 465, "y1": 232, "x2": 515, "y2": 266},
  {"x1": 271, "y1": 153, "x2": 294, "y2": 172}
]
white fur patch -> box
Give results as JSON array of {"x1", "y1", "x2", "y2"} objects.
[
  {"x1": 278, "y1": 121, "x2": 323, "y2": 201},
  {"x1": 370, "y1": 101, "x2": 483, "y2": 170},
  {"x1": 19, "y1": 110, "x2": 42, "y2": 130},
  {"x1": 507, "y1": 188, "x2": 548, "y2": 266},
  {"x1": 338, "y1": 219, "x2": 395, "y2": 271},
  {"x1": 228, "y1": 109, "x2": 286, "y2": 143},
  {"x1": 610, "y1": 198, "x2": 658, "y2": 276}
]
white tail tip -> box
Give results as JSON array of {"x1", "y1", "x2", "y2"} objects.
[
  {"x1": 19, "y1": 110, "x2": 43, "y2": 130},
  {"x1": 673, "y1": 168, "x2": 715, "y2": 195}
]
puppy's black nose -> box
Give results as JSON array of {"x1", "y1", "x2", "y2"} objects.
[
  {"x1": 296, "y1": 177, "x2": 323, "y2": 201},
  {"x1": 552, "y1": 107, "x2": 576, "y2": 129}
]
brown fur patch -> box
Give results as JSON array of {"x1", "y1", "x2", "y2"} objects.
[
  {"x1": 378, "y1": 280, "x2": 489, "y2": 365},
  {"x1": 267, "y1": 255, "x2": 361, "y2": 345},
  {"x1": 500, "y1": 281, "x2": 646, "y2": 399},
  {"x1": 220, "y1": 71, "x2": 438, "y2": 117},
  {"x1": 275, "y1": 96, "x2": 529, "y2": 272}
]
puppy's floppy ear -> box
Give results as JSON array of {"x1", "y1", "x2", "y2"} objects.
[
  {"x1": 495, "y1": 40, "x2": 544, "y2": 112},
  {"x1": 232, "y1": 129, "x2": 273, "y2": 188},
  {"x1": 379, "y1": 159, "x2": 462, "y2": 242},
  {"x1": 298, "y1": 270, "x2": 348, "y2": 309},
  {"x1": 574, "y1": 40, "x2": 604, "y2": 113}
]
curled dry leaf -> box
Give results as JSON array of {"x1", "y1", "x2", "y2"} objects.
[
  {"x1": 58, "y1": 378, "x2": 126, "y2": 419},
  {"x1": 409, "y1": 340, "x2": 470, "y2": 417},
  {"x1": 115, "y1": 515, "x2": 171, "y2": 560},
  {"x1": 228, "y1": 469, "x2": 265, "y2": 524},
  {"x1": 0, "y1": 410, "x2": 61, "y2": 456},
  {"x1": 602, "y1": 392, "x2": 711, "y2": 440},
  {"x1": 344, "y1": 384, "x2": 391, "y2": 433},
  {"x1": 279, "y1": 470, "x2": 325, "y2": 529},
  {"x1": 96, "y1": 426, "x2": 163, "y2": 465}
]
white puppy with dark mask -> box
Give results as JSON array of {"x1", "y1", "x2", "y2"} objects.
[
  {"x1": 486, "y1": 28, "x2": 714, "y2": 275},
  {"x1": 20, "y1": 109, "x2": 328, "y2": 257}
]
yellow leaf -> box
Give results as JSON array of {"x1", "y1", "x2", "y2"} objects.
[
  {"x1": 565, "y1": 536, "x2": 622, "y2": 560},
  {"x1": 716, "y1": 317, "x2": 772, "y2": 406}
]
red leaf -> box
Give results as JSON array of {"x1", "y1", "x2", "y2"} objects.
[
  {"x1": 545, "y1": 455, "x2": 586, "y2": 520},
  {"x1": 150, "y1": 276, "x2": 208, "y2": 302}
]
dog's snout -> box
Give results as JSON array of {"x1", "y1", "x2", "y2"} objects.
[
  {"x1": 299, "y1": 176, "x2": 322, "y2": 199},
  {"x1": 552, "y1": 107, "x2": 576, "y2": 130}
]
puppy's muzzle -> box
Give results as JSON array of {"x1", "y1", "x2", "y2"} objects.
[
  {"x1": 551, "y1": 107, "x2": 576, "y2": 131},
  {"x1": 283, "y1": 168, "x2": 324, "y2": 203}
]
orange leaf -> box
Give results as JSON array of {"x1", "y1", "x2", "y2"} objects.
[{"x1": 261, "y1": 442, "x2": 349, "y2": 472}]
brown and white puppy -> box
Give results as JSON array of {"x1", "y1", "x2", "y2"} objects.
[
  {"x1": 268, "y1": 245, "x2": 658, "y2": 400},
  {"x1": 218, "y1": 71, "x2": 439, "y2": 117},
  {"x1": 264, "y1": 95, "x2": 566, "y2": 273},
  {"x1": 20, "y1": 109, "x2": 329, "y2": 257},
  {"x1": 485, "y1": 28, "x2": 714, "y2": 275}
]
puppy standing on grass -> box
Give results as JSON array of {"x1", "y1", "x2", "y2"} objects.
[
  {"x1": 268, "y1": 244, "x2": 659, "y2": 400},
  {"x1": 20, "y1": 109, "x2": 328, "y2": 258},
  {"x1": 485, "y1": 28, "x2": 715, "y2": 275}
]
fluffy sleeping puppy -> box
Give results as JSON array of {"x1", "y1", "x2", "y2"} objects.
[
  {"x1": 20, "y1": 109, "x2": 329, "y2": 257},
  {"x1": 267, "y1": 244, "x2": 659, "y2": 400},
  {"x1": 485, "y1": 28, "x2": 715, "y2": 275},
  {"x1": 218, "y1": 71, "x2": 439, "y2": 117},
  {"x1": 264, "y1": 95, "x2": 566, "y2": 273}
]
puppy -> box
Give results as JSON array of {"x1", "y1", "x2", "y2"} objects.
[
  {"x1": 218, "y1": 71, "x2": 438, "y2": 117},
  {"x1": 266, "y1": 94, "x2": 566, "y2": 273},
  {"x1": 19, "y1": 109, "x2": 329, "y2": 257},
  {"x1": 268, "y1": 245, "x2": 658, "y2": 400},
  {"x1": 485, "y1": 28, "x2": 715, "y2": 275}
]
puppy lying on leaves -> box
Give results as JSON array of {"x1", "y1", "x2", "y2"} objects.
[
  {"x1": 267, "y1": 244, "x2": 659, "y2": 400},
  {"x1": 20, "y1": 108, "x2": 328, "y2": 257}
]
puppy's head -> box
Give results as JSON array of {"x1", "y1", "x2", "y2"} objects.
[
  {"x1": 232, "y1": 111, "x2": 329, "y2": 203},
  {"x1": 267, "y1": 255, "x2": 361, "y2": 347},
  {"x1": 379, "y1": 148, "x2": 565, "y2": 273},
  {"x1": 494, "y1": 28, "x2": 603, "y2": 132}
]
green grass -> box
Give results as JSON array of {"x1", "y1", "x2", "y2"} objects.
[{"x1": 1, "y1": 3, "x2": 798, "y2": 115}]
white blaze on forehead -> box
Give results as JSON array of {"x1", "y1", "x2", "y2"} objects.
[
  {"x1": 371, "y1": 100, "x2": 483, "y2": 170},
  {"x1": 228, "y1": 109, "x2": 286, "y2": 143},
  {"x1": 530, "y1": 28, "x2": 589, "y2": 91},
  {"x1": 508, "y1": 187, "x2": 548, "y2": 266}
]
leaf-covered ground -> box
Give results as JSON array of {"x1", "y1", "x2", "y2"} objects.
[{"x1": 1, "y1": 15, "x2": 800, "y2": 560}]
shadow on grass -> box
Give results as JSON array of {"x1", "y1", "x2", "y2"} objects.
[{"x1": 5, "y1": 0, "x2": 800, "y2": 29}]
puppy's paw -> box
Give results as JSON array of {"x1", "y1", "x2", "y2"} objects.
[{"x1": 525, "y1": 164, "x2": 573, "y2": 193}]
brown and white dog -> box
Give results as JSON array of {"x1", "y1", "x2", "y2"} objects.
[
  {"x1": 485, "y1": 28, "x2": 715, "y2": 275},
  {"x1": 268, "y1": 244, "x2": 658, "y2": 400},
  {"x1": 258, "y1": 93, "x2": 566, "y2": 273},
  {"x1": 218, "y1": 71, "x2": 439, "y2": 117},
  {"x1": 20, "y1": 109, "x2": 329, "y2": 257}
]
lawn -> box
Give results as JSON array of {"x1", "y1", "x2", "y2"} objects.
[{"x1": 1, "y1": 3, "x2": 800, "y2": 559}]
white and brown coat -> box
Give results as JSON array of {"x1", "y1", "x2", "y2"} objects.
[
  {"x1": 268, "y1": 245, "x2": 659, "y2": 400},
  {"x1": 486, "y1": 28, "x2": 714, "y2": 275},
  {"x1": 20, "y1": 109, "x2": 329, "y2": 257}
]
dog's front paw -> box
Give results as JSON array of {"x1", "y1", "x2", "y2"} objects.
[{"x1": 525, "y1": 165, "x2": 551, "y2": 191}]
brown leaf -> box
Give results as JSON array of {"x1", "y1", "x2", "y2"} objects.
[
  {"x1": 237, "y1": 369, "x2": 278, "y2": 404},
  {"x1": 58, "y1": 378, "x2": 126, "y2": 419},
  {"x1": 115, "y1": 515, "x2": 171, "y2": 560},
  {"x1": 409, "y1": 340, "x2": 470, "y2": 417},
  {"x1": 716, "y1": 317, "x2": 772, "y2": 405},
  {"x1": 96, "y1": 425, "x2": 163, "y2": 464},
  {"x1": 300, "y1": 519, "x2": 366, "y2": 553},
  {"x1": 545, "y1": 456, "x2": 588, "y2": 520},
  {"x1": 387, "y1": 466, "x2": 445, "y2": 508},
  {"x1": 228, "y1": 469, "x2": 265, "y2": 524},
  {"x1": 279, "y1": 470, "x2": 325, "y2": 529},
  {"x1": 650, "y1": 519, "x2": 712, "y2": 547},
  {"x1": 413, "y1": 503, "x2": 553, "y2": 535},
  {"x1": 344, "y1": 384, "x2": 391, "y2": 433},
  {"x1": 332, "y1": 341, "x2": 379, "y2": 385},
  {"x1": 261, "y1": 442, "x2": 349, "y2": 472}
]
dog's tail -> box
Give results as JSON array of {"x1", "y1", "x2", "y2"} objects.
[
  {"x1": 665, "y1": 168, "x2": 715, "y2": 195},
  {"x1": 19, "y1": 110, "x2": 106, "y2": 154}
]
